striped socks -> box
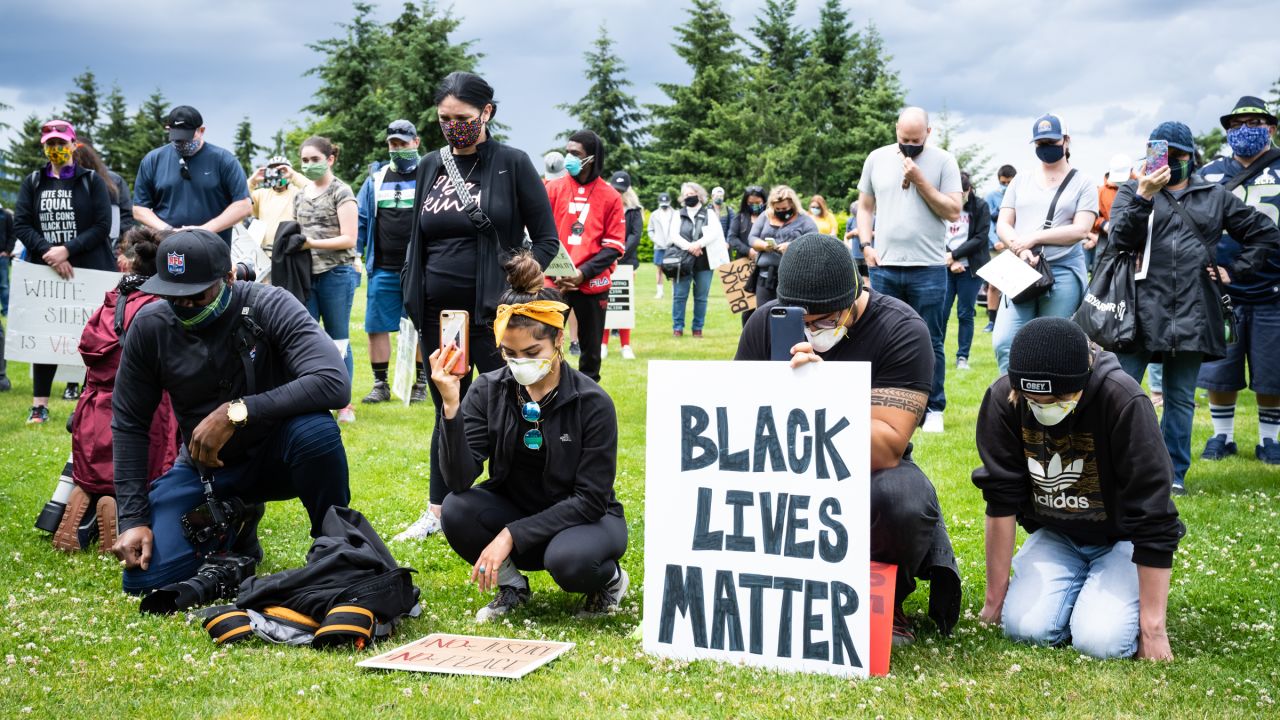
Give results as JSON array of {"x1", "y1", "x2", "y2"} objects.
[
  {"x1": 1210, "y1": 403, "x2": 1235, "y2": 441},
  {"x1": 1260, "y1": 405, "x2": 1280, "y2": 444}
]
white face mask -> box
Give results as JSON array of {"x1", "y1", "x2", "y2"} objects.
[
  {"x1": 803, "y1": 307, "x2": 852, "y2": 353},
  {"x1": 1027, "y1": 399, "x2": 1078, "y2": 426},
  {"x1": 507, "y1": 357, "x2": 555, "y2": 386}
]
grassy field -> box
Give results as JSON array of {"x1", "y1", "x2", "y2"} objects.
[{"x1": 1, "y1": 276, "x2": 1277, "y2": 719}]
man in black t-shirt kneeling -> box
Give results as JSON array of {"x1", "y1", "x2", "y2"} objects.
[{"x1": 734, "y1": 233, "x2": 962, "y2": 645}]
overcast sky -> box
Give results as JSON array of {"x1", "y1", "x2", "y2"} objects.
[{"x1": 2, "y1": 0, "x2": 1277, "y2": 193}]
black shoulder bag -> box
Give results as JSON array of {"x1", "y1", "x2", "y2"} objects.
[
  {"x1": 1162, "y1": 189, "x2": 1238, "y2": 345},
  {"x1": 1011, "y1": 168, "x2": 1078, "y2": 304}
]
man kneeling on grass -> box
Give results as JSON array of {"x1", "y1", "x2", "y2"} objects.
[{"x1": 973, "y1": 317, "x2": 1184, "y2": 659}]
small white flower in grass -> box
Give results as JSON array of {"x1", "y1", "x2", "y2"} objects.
[
  {"x1": 473, "y1": 698, "x2": 481, "y2": 705},
  {"x1": 1008, "y1": 663, "x2": 1022, "y2": 674},
  {"x1": 402, "y1": 688, "x2": 412, "y2": 697}
]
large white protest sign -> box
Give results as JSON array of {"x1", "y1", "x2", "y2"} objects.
[
  {"x1": 605, "y1": 264, "x2": 634, "y2": 330},
  {"x1": 643, "y1": 360, "x2": 871, "y2": 678},
  {"x1": 5, "y1": 263, "x2": 122, "y2": 367}
]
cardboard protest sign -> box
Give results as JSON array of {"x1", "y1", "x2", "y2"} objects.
[
  {"x1": 358, "y1": 633, "x2": 574, "y2": 679},
  {"x1": 5, "y1": 263, "x2": 122, "y2": 367},
  {"x1": 718, "y1": 258, "x2": 757, "y2": 314},
  {"x1": 605, "y1": 264, "x2": 635, "y2": 329},
  {"x1": 392, "y1": 317, "x2": 420, "y2": 407},
  {"x1": 643, "y1": 361, "x2": 872, "y2": 678},
  {"x1": 544, "y1": 243, "x2": 578, "y2": 278}
]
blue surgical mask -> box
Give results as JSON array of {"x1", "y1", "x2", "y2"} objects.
[
  {"x1": 170, "y1": 282, "x2": 232, "y2": 331},
  {"x1": 563, "y1": 154, "x2": 592, "y2": 178}
]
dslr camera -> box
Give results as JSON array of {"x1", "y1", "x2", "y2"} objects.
[{"x1": 234, "y1": 261, "x2": 256, "y2": 283}]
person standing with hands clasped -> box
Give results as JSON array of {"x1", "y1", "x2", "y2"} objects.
[
  {"x1": 973, "y1": 318, "x2": 1184, "y2": 660},
  {"x1": 432, "y1": 253, "x2": 628, "y2": 623},
  {"x1": 667, "y1": 182, "x2": 727, "y2": 338}
]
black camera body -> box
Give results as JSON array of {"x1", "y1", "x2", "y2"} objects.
[
  {"x1": 139, "y1": 552, "x2": 257, "y2": 615},
  {"x1": 182, "y1": 495, "x2": 247, "y2": 550}
]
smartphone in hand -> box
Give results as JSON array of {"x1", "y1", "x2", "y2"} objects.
[
  {"x1": 1145, "y1": 140, "x2": 1169, "y2": 175},
  {"x1": 439, "y1": 310, "x2": 470, "y2": 375},
  {"x1": 768, "y1": 306, "x2": 807, "y2": 361}
]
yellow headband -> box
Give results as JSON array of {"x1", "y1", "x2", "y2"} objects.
[{"x1": 493, "y1": 300, "x2": 569, "y2": 346}]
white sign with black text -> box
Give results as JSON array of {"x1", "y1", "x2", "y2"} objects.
[{"x1": 605, "y1": 264, "x2": 634, "y2": 330}]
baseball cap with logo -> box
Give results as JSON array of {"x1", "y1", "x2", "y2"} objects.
[
  {"x1": 141, "y1": 229, "x2": 233, "y2": 297},
  {"x1": 40, "y1": 119, "x2": 76, "y2": 144},
  {"x1": 610, "y1": 171, "x2": 632, "y2": 193},
  {"x1": 386, "y1": 119, "x2": 418, "y2": 142},
  {"x1": 1030, "y1": 113, "x2": 1065, "y2": 143},
  {"x1": 658, "y1": 192, "x2": 672, "y2": 206},
  {"x1": 166, "y1": 106, "x2": 204, "y2": 141}
]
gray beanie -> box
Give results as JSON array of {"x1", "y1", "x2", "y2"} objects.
[{"x1": 776, "y1": 233, "x2": 860, "y2": 314}]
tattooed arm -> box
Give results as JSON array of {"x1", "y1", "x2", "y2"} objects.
[{"x1": 869, "y1": 387, "x2": 926, "y2": 471}]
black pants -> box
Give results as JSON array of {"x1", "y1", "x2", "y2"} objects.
[
  {"x1": 564, "y1": 290, "x2": 606, "y2": 383},
  {"x1": 33, "y1": 363, "x2": 57, "y2": 397},
  {"x1": 419, "y1": 311, "x2": 503, "y2": 505},
  {"x1": 441, "y1": 486, "x2": 627, "y2": 594},
  {"x1": 870, "y1": 445, "x2": 961, "y2": 633}
]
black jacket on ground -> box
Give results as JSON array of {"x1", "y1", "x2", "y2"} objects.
[
  {"x1": 271, "y1": 220, "x2": 313, "y2": 304},
  {"x1": 112, "y1": 282, "x2": 350, "y2": 533},
  {"x1": 1108, "y1": 177, "x2": 1280, "y2": 359},
  {"x1": 402, "y1": 140, "x2": 560, "y2": 327},
  {"x1": 621, "y1": 206, "x2": 642, "y2": 268},
  {"x1": 439, "y1": 361, "x2": 625, "y2": 553},
  {"x1": 13, "y1": 164, "x2": 114, "y2": 270},
  {"x1": 950, "y1": 192, "x2": 992, "y2": 272},
  {"x1": 972, "y1": 350, "x2": 1185, "y2": 568}
]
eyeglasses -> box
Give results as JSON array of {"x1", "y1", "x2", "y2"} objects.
[
  {"x1": 806, "y1": 315, "x2": 842, "y2": 332},
  {"x1": 41, "y1": 123, "x2": 71, "y2": 135},
  {"x1": 521, "y1": 400, "x2": 544, "y2": 450},
  {"x1": 179, "y1": 157, "x2": 191, "y2": 181},
  {"x1": 1227, "y1": 118, "x2": 1271, "y2": 129}
]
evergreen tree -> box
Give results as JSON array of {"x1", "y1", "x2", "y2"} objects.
[
  {"x1": 269, "y1": 129, "x2": 287, "y2": 157},
  {"x1": 935, "y1": 105, "x2": 993, "y2": 188},
  {"x1": 64, "y1": 69, "x2": 101, "y2": 144},
  {"x1": 233, "y1": 117, "x2": 263, "y2": 175},
  {"x1": 6, "y1": 114, "x2": 48, "y2": 177},
  {"x1": 383, "y1": 0, "x2": 480, "y2": 151},
  {"x1": 1195, "y1": 128, "x2": 1227, "y2": 161},
  {"x1": 97, "y1": 83, "x2": 134, "y2": 175},
  {"x1": 112, "y1": 89, "x2": 170, "y2": 188},
  {"x1": 558, "y1": 24, "x2": 646, "y2": 175}
]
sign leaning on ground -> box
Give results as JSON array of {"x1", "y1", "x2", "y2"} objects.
[
  {"x1": 643, "y1": 360, "x2": 872, "y2": 678},
  {"x1": 5, "y1": 262, "x2": 122, "y2": 367},
  {"x1": 605, "y1": 264, "x2": 635, "y2": 330},
  {"x1": 358, "y1": 633, "x2": 574, "y2": 679}
]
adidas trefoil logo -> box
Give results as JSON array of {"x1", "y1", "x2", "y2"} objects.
[{"x1": 1027, "y1": 453, "x2": 1084, "y2": 494}]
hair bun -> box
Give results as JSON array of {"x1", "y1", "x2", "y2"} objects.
[{"x1": 504, "y1": 251, "x2": 544, "y2": 294}]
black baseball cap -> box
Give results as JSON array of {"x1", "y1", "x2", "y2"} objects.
[
  {"x1": 166, "y1": 106, "x2": 204, "y2": 141},
  {"x1": 141, "y1": 229, "x2": 232, "y2": 297},
  {"x1": 610, "y1": 171, "x2": 632, "y2": 193},
  {"x1": 658, "y1": 192, "x2": 671, "y2": 205},
  {"x1": 386, "y1": 119, "x2": 418, "y2": 142}
]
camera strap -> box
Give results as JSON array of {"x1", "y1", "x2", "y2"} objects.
[{"x1": 233, "y1": 283, "x2": 266, "y2": 396}]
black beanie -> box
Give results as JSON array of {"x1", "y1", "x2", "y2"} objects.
[
  {"x1": 1008, "y1": 317, "x2": 1092, "y2": 395},
  {"x1": 776, "y1": 233, "x2": 859, "y2": 315}
]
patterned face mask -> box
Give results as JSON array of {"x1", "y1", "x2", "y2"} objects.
[
  {"x1": 440, "y1": 116, "x2": 485, "y2": 149},
  {"x1": 173, "y1": 139, "x2": 201, "y2": 157},
  {"x1": 1227, "y1": 124, "x2": 1273, "y2": 159},
  {"x1": 44, "y1": 145, "x2": 72, "y2": 166}
]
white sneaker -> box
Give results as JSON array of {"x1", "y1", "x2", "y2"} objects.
[
  {"x1": 922, "y1": 410, "x2": 944, "y2": 433},
  {"x1": 336, "y1": 405, "x2": 356, "y2": 424},
  {"x1": 956, "y1": 357, "x2": 971, "y2": 371},
  {"x1": 621, "y1": 346, "x2": 636, "y2": 360},
  {"x1": 392, "y1": 507, "x2": 441, "y2": 541},
  {"x1": 600, "y1": 344, "x2": 609, "y2": 360},
  {"x1": 654, "y1": 288, "x2": 664, "y2": 300}
]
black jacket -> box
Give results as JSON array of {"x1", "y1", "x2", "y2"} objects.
[
  {"x1": 973, "y1": 350, "x2": 1185, "y2": 568},
  {"x1": 271, "y1": 220, "x2": 313, "y2": 305},
  {"x1": 621, "y1": 206, "x2": 642, "y2": 268},
  {"x1": 0, "y1": 208, "x2": 13, "y2": 255},
  {"x1": 726, "y1": 211, "x2": 756, "y2": 259},
  {"x1": 13, "y1": 164, "x2": 114, "y2": 270},
  {"x1": 949, "y1": 192, "x2": 992, "y2": 272},
  {"x1": 439, "y1": 361, "x2": 624, "y2": 552},
  {"x1": 402, "y1": 141, "x2": 560, "y2": 327},
  {"x1": 1109, "y1": 178, "x2": 1280, "y2": 359}
]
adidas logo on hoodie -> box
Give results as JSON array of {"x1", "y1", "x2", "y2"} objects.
[{"x1": 1028, "y1": 453, "x2": 1090, "y2": 509}]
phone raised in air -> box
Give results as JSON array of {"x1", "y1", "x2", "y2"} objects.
[
  {"x1": 439, "y1": 310, "x2": 470, "y2": 375},
  {"x1": 768, "y1": 306, "x2": 807, "y2": 361},
  {"x1": 1145, "y1": 140, "x2": 1169, "y2": 175}
]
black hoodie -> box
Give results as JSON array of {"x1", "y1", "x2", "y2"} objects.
[
  {"x1": 972, "y1": 350, "x2": 1184, "y2": 568},
  {"x1": 13, "y1": 164, "x2": 114, "y2": 271}
]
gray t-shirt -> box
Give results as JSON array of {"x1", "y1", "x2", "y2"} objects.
[
  {"x1": 857, "y1": 143, "x2": 962, "y2": 266},
  {"x1": 1000, "y1": 169, "x2": 1099, "y2": 263}
]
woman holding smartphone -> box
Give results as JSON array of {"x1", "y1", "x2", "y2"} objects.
[
  {"x1": 396, "y1": 72, "x2": 560, "y2": 541},
  {"x1": 431, "y1": 252, "x2": 628, "y2": 623},
  {"x1": 747, "y1": 185, "x2": 818, "y2": 309}
]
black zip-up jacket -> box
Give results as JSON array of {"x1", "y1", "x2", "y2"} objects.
[
  {"x1": 949, "y1": 192, "x2": 992, "y2": 272},
  {"x1": 13, "y1": 164, "x2": 114, "y2": 270},
  {"x1": 112, "y1": 282, "x2": 350, "y2": 533},
  {"x1": 1108, "y1": 177, "x2": 1280, "y2": 359},
  {"x1": 0, "y1": 209, "x2": 14, "y2": 255},
  {"x1": 439, "y1": 361, "x2": 625, "y2": 552},
  {"x1": 972, "y1": 350, "x2": 1185, "y2": 568},
  {"x1": 402, "y1": 141, "x2": 560, "y2": 327},
  {"x1": 621, "y1": 206, "x2": 642, "y2": 268}
]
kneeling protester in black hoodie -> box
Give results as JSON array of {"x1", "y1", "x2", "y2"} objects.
[
  {"x1": 431, "y1": 251, "x2": 628, "y2": 623},
  {"x1": 972, "y1": 317, "x2": 1184, "y2": 660}
]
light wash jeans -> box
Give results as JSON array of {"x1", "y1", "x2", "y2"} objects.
[
  {"x1": 1001, "y1": 527, "x2": 1140, "y2": 659},
  {"x1": 672, "y1": 269, "x2": 713, "y2": 333},
  {"x1": 993, "y1": 259, "x2": 1086, "y2": 374},
  {"x1": 305, "y1": 264, "x2": 358, "y2": 380}
]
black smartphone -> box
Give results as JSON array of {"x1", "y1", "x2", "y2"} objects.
[{"x1": 768, "y1": 306, "x2": 806, "y2": 361}]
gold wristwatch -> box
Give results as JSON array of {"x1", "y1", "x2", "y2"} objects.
[{"x1": 227, "y1": 399, "x2": 249, "y2": 427}]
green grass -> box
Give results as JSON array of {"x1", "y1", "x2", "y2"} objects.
[{"x1": 1, "y1": 276, "x2": 1277, "y2": 719}]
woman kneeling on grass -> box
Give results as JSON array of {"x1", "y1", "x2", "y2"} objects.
[
  {"x1": 972, "y1": 317, "x2": 1184, "y2": 660},
  {"x1": 430, "y1": 252, "x2": 628, "y2": 622}
]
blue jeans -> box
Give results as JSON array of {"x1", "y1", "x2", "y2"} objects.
[
  {"x1": 672, "y1": 269, "x2": 713, "y2": 333},
  {"x1": 122, "y1": 412, "x2": 351, "y2": 594},
  {"x1": 1001, "y1": 528, "x2": 1140, "y2": 659},
  {"x1": 306, "y1": 264, "x2": 358, "y2": 380},
  {"x1": 870, "y1": 265, "x2": 948, "y2": 412},
  {"x1": 992, "y1": 260, "x2": 1086, "y2": 373},
  {"x1": 943, "y1": 268, "x2": 983, "y2": 361},
  {"x1": 1116, "y1": 350, "x2": 1202, "y2": 486},
  {"x1": 0, "y1": 255, "x2": 9, "y2": 315}
]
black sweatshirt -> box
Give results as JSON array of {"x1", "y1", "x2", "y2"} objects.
[
  {"x1": 438, "y1": 361, "x2": 624, "y2": 552},
  {"x1": 112, "y1": 282, "x2": 350, "y2": 533},
  {"x1": 972, "y1": 350, "x2": 1184, "y2": 568},
  {"x1": 12, "y1": 164, "x2": 114, "y2": 270}
]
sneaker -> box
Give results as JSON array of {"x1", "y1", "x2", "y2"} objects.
[
  {"x1": 956, "y1": 357, "x2": 971, "y2": 371},
  {"x1": 892, "y1": 605, "x2": 915, "y2": 647},
  {"x1": 621, "y1": 346, "x2": 636, "y2": 360},
  {"x1": 62, "y1": 384, "x2": 80, "y2": 401},
  {"x1": 600, "y1": 343, "x2": 608, "y2": 360},
  {"x1": 577, "y1": 567, "x2": 630, "y2": 618},
  {"x1": 53, "y1": 486, "x2": 95, "y2": 552},
  {"x1": 692, "y1": 330, "x2": 703, "y2": 338},
  {"x1": 409, "y1": 381, "x2": 429, "y2": 404},
  {"x1": 1171, "y1": 478, "x2": 1187, "y2": 496},
  {"x1": 27, "y1": 406, "x2": 49, "y2": 425},
  {"x1": 1201, "y1": 434, "x2": 1237, "y2": 461},
  {"x1": 1256, "y1": 438, "x2": 1280, "y2": 465},
  {"x1": 654, "y1": 288, "x2": 664, "y2": 300},
  {"x1": 673, "y1": 330, "x2": 683, "y2": 337},
  {"x1": 392, "y1": 507, "x2": 441, "y2": 541},
  {"x1": 0, "y1": 375, "x2": 11, "y2": 392},
  {"x1": 361, "y1": 380, "x2": 391, "y2": 404},
  {"x1": 982, "y1": 321, "x2": 995, "y2": 333},
  {"x1": 337, "y1": 405, "x2": 356, "y2": 424},
  {"x1": 922, "y1": 410, "x2": 944, "y2": 433},
  {"x1": 569, "y1": 341, "x2": 581, "y2": 356},
  {"x1": 476, "y1": 584, "x2": 530, "y2": 623},
  {"x1": 95, "y1": 495, "x2": 118, "y2": 555}
]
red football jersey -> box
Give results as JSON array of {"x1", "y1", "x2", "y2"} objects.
[{"x1": 545, "y1": 175, "x2": 625, "y2": 294}]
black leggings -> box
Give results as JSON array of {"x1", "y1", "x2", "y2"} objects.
[
  {"x1": 33, "y1": 364, "x2": 57, "y2": 398},
  {"x1": 440, "y1": 486, "x2": 628, "y2": 594}
]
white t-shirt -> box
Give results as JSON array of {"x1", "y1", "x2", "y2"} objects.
[
  {"x1": 1000, "y1": 168, "x2": 1099, "y2": 263},
  {"x1": 857, "y1": 143, "x2": 963, "y2": 266},
  {"x1": 945, "y1": 211, "x2": 971, "y2": 267}
]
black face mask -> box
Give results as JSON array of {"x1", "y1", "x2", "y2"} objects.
[
  {"x1": 776, "y1": 209, "x2": 795, "y2": 221},
  {"x1": 898, "y1": 143, "x2": 924, "y2": 159},
  {"x1": 683, "y1": 196, "x2": 699, "y2": 207},
  {"x1": 1035, "y1": 144, "x2": 1066, "y2": 164}
]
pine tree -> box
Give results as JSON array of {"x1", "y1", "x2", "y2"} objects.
[
  {"x1": 6, "y1": 114, "x2": 48, "y2": 178},
  {"x1": 935, "y1": 105, "x2": 993, "y2": 188},
  {"x1": 64, "y1": 69, "x2": 102, "y2": 144},
  {"x1": 558, "y1": 24, "x2": 646, "y2": 175},
  {"x1": 111, "y1": 89, "x2": 170, "y2": 188},
  {"x1": 269, "y1": 129, "x2": 287, "y2": 157},
  {"x1": 1195, "y1": 128, "x2": 1227, "y2": 161},
  {"x1": 97, "y1": 83, "x2": 134, "y2": 176},
  {"x1": 383, "y1": 0, "x2": 480, "y2": 152},
  {"x1": 233, "y1": 118, "x2": 263, "y2": 175}
]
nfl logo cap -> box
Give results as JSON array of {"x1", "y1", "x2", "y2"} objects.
[
  {"x1": 141, "y1": 229, "x2": 233, "y2": 297},
  {"x1": 1030, "y1": 113, "x2": 1065, "y2": 142}
]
